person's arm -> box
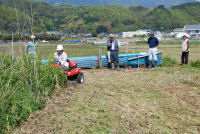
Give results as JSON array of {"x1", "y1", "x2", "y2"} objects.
[
  {"x1": 107, "y1": 40, "x2": 111, "y2": 47},
  {"x1": 148, "y1": 38, "x2": 150, "y2": 44},
  {"x1": 186, "y1": 40, "x2": 190, "y2": 52},
  {"x1": 156, "y1": 38, "x2": 159, "y2": 47},
  {"x1": 118, "y1": 41, "x2": 121, "y2": 49},
  {"x1": 61, "y1": 53, "x2": 67, "y2": 66},
  {"x1": 54, "y1": 53, "x2": 58, "y2": 63}
]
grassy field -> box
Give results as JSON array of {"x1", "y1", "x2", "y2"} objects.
[
  {"x1": 1, "y1": 41, "x2": 200, "y2": 133},
  {"x1": 14, "y1": 67, "x2": 200, "y2": 134},
  {"x1": 1, "y1": 41, "x2": 200, "y2": 61}
]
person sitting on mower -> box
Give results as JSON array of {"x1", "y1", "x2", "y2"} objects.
[{"x1": 54, "y1": 45, "x2": 69, "y2": 70}]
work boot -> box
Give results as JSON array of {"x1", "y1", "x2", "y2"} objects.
[
  {"x1": 107, "y1": 62, "x2": 111, "y2": 69},
  {"x1": 117, "y1": 63, "x2": 120, "y2": 71},
  {"x1": 148, "y1": 61, "x2": 152, "y2": 68},
  {"x1": 111, "y1": 63, "x2": 115, "y2": 70}
]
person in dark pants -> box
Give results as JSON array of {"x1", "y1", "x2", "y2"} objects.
[
  {"x1": 181, "y1": 35, "x2": 190, "y2": 64},
  {"x1": 108, "y1": 34, "x2": 120, "y2": 70},
  {"x1": 107, "y1": 36, "x2": 112, "y2": 69},
  {"x1": 148, "y1": 32, "x2": 159, "y2": 68}
]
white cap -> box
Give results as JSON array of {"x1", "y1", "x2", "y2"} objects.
[
  {"x1": 31, "y1": 35, "x2": 35, "y2": 39},
  {"x1": 110, "y1": 34, "x2": 114, "y2": 38},
  {"x1": 57, "y1": 45, "x2": 63, "y2": 51}
]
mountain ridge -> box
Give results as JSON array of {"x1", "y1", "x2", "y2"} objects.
[
  {"x1": 33, "y1": 0, "x2": 198, "y2": 7},
  {"x1": 0, "y1": 0, "x2": 200, "y2": 33}
]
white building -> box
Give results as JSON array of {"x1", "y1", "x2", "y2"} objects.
[
  {"x1": 122, "y1": 30, "x2": 151, "y2": 38},
  {"x1": 173, "y1": 28, "x2": 184, "y2": 35},
  {"x1": 85, "y1": 38, "x2": 97, "y2": 43},
  {"x1": 173, "y1": 28, "x2": 187, "y2": 38},
  {"x1": 184, "y1": 25, "x2": 200, "y2": 37},
  {"x1": 175, "y1": 33, "x2": 190, "y2": 39}
]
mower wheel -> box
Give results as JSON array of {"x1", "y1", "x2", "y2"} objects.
[{"x1": 77, "y1": 72, "x2": 84, "y2": 83}]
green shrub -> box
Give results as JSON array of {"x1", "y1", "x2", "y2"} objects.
[
  {"x1": 191, "y1": 60, "x2": 200, "y2": 68},
  {"x1": 0, "y1": 55, "x2": 66, "y2": 133},
  {"x1": 135, "y1": 40, "x2": 148, "y2": 44},
  {"x1": 162, "y1": 56, "x2": 178, "y2": 67}
]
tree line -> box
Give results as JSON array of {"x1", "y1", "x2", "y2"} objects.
[
  {"x1": 0, "y1": 0, "x2": 200, "y2": 34},
  {"x1": 0, "y1": 34, "x2": 60, "y2": 41}
]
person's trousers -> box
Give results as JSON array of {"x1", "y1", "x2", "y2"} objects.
[
  {"x1": 149, "y1": 47, "x2": 158, "y2": 61},
  {"x1": 181, "y1": 52, "x2": 189, "y2": 64},
  {"x1": 110, "y1": 51, "x2": 119, "y2": 64}
]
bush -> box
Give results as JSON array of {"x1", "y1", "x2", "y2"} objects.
[
  {"x1": 133, "y1": 34, "x2": 149, "y2": 38},
  {"x1": 0, "y1": 55, "x2": 66, "y2": 133},
  {"x1": 162, "y1": 56, "x2": 178, "y2": 66},
  {"x1": 135, "y1": 40, "x2": 148, "y2": 44},
  {"x1": 191, "y1": 60, "x2": 200, "y2": 68},
  {"x1": 36, "y1": 34, "x2": 61, "y2": 41}
]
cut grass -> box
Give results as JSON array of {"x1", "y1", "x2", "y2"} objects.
[
  {"x1": 14, "y1": 67, "x2": 200, "y2": 134},
  {"x1": 1, "y1": 41, "x2": 199, "y2": 133}
]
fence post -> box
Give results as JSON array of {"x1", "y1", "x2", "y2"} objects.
[
  {"x1": 11, "y1": 32, "x2": 14, "y2": 66},
  {"x1": 98, "y1": 48, "x2": 102, "y2": 68},
  {"x1": 137, "y1": 54, "x2": 139, "y2": 68},
  {"x1": 137, "y1": 44, "x2": 140, "y2": 68},
  {"x1": 126, "y1": 43, "x2": 128, "y2": 54}
]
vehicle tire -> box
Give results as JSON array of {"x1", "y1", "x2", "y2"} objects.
[{"x1": 77, "y1": 72, "x2": 84, "y2": 83}]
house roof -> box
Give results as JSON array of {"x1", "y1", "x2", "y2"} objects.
[
  {"x1": 184, "y1": 25, "x2": 200, "y2": 30},
  {"x1": 174, "y1": 28, "x2": 183, "y2": 31}
]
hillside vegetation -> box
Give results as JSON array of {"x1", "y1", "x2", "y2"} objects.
[
  {"x1": 0, "y1": 0, "x2": 200, "y2": 34},
  {"x1": 32, "y1": 0, "x2": 196, "y2": 8}
]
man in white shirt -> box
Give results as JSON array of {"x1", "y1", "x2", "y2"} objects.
[
  {"x1": 54, "y1": 45, "x2": 69, "y2": 70},
  {"x1": 181, "y1": 35, "x2": 190, "y2": 64}
]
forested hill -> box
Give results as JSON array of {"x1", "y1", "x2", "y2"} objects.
[
  {"x1": 32, "y1": 0, "x2": 197, "y2": 8},
  {"x1": 0, "y1": 0, "x2": 200, "y2": 34}
]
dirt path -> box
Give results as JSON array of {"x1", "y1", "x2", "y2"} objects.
[{"x1": 14, "y1": 68, "x2": 200, "y2": 134}]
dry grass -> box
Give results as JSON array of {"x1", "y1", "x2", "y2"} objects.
[
  {"x1": 1, "y1": 41, "x2": 199, "y2": 133},
  {"x1": 1, "y1": 41, "x2": 200, "y2": 61},
  {"x1": 14, "y1": 67, "x2": 200, "y2": 134}
]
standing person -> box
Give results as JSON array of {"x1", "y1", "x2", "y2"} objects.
[
  {"x1": 107, "y1": 36, "x2": 112, "y2": 69},
  {"x1": 26, "y1": 35, "x2": 37, "y2": 55},
  {"x1": 181, "y1": 35, "x2": 190, "y2": 65},
  {"x1": 54, "y1": 45, "x2": 69, "y2": 70},
  {"x1": 148, "y1": 32, "x2": 159, "y2": 68},
  {"x1": 109, "y1": 34, "x2": 120, "y2": 70}
]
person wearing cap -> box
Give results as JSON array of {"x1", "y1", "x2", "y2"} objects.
[
  {"x1": 108, "y1": 34, "x2": 120, "y2": 70},
  {"x1": 148, "y1": 32, "x2": 159, "y2": 68},
  {"x1": 54, "y1": 45, "x2": 69, "y2": 70},
  {"x1": 181, "y1": 35, "x2": 190, "y2": 65},
  {"x1": 26, "y1": 35, "x2": 37, "y2": 55},
  {"x1": 107, "y1": 35, "x2": 112, "y2": 69}
]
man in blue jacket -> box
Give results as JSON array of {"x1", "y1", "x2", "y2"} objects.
[
  {"x1": 108, "y1": 34, "x2": 120, "y2": 70},
  {"x1": 148, "y1": 32, "x2": 159, "y2": 68}
]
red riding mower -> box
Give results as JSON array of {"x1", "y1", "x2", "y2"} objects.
[{"x1": 51, "y1": 59, "x2": 84, "y2": 86}]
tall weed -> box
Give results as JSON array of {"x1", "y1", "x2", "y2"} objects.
[
  {"x1": 0, "y1": 55, "x2": 66, "y2": 133},
  {"x1": 191, "y1": 60, "x2": 200, "y2": 68},
  {"x1": 162, "y1": 56, "x2": 178, "y2": 67}
]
